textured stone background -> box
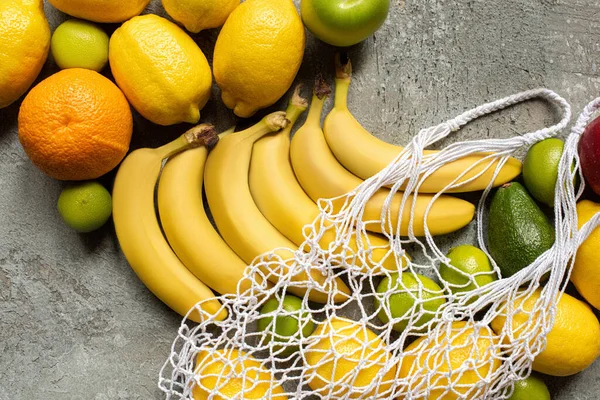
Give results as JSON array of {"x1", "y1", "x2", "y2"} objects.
[{"x1": 1, "y1": 0, "x2": 600, "y2": 399}]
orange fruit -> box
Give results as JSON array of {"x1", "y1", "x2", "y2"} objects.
[{"x1": 18, "y1": 68, "x2": 132, "y2": 181}]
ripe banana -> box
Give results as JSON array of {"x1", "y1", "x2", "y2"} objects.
[
  {"x1": 250, "y1": 89, "x2": 406, "y2": 273},
  {"x1": 112, "y1": 125, "x2": 226, "y2": 323},
  {"x1": 323, "y1": 54, "x2": 522, "y2": 193},
  {"x1": 290, "y1": 86, "x2": 476, "y2": 237},
  {"x1": 204, "y1": 111, "x2": 351, "y2": 303}
]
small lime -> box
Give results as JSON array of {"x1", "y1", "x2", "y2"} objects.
[
  {"x1": 57, "y1": 181, "x2": 112, "y2": 233},
  {"x1": 51, "y1": 19, "x2": 109, "y2": 71},
  {"x1": 509, "y1": 375, "x2": 551, "y2": 400},
  {"x1": 440, "y1": 245, "x2": 498, "y2": 294},
  {"x1": 375, "y1": 272, "x2": 445, "y2": 332},
  {"x1": 523, "y1": 138, "x2": 564, "y2": 207},
  {"x1": 257, "y1": 294, "x2": 315, "y2": 355}
]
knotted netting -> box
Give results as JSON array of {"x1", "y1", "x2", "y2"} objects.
[{"x1": 159, "y1": 88, "x2": 600, "y2": 399}]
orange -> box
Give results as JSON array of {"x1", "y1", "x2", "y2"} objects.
[{"x1": 18, "y1": 68, "x2": 132, "y2": 181}]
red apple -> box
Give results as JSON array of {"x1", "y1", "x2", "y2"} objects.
[{"x1": 579, "y1": 115, "x2": 600, "y2": 195}]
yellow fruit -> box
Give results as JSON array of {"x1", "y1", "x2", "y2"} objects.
[
  {"x1": 109, "y1": 15, "x2": 212, "y2": 126},
  {"x1": 193, "y1": 348, "x2": 287, "y2": 399},
  {"x1": 399, "y1": 321, "x2": 501, "y2": 400},
  {"x1": 0, "y1": 0, "x2": 50, "y2": 109},
  {"x1": 304, "y1": 317, "x2": 397, "y2": 399},
  {"x1": 213, "y1": 0, "x2": 305, "y2": 117},
  {"x1": 162, "y1": 0, "x2": 239, "y2": 33},
  {"x1": 47, "y1": 0, "x2": 150, "y2": 23},
  {"x1": 572, "y1": 200, "x2": 600, "y2": 310},
  {"x1": 491, "y1": 289, "x2": 600, "y2": 376}
]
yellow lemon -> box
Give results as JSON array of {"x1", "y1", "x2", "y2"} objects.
[
  {"x1": 572, "y1": 200, "x2": 600, "y2": 310},
  {"x1": 109, "y1": 15, "x2": 212, "y2": 126},
  {"x1": 192, "y1": 348, "x2": 287, "y2": 399},
  {"x1": 491, "y1": 289, "x2": 600, "y2": 376},
  {"x1": 48, "y1": 0, "x2": 150, "y2": 23},
  {"x1": 0, "y1": 0, "x2": 50, "y2": 109},
  {"x1": 399, "y1": 321, "x2": 501, "y2": 399},
  {"x1": 213, "y1": 0, "x2": 305, "y2": 118},
  {"x1": 304, "y1": 317, "x2": 397, "y2": 399},
  {"x1": 162, "y1": 0, "x2": 240, "y2": 33}
]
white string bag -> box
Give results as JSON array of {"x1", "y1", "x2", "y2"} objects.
[{"x1": 159, "y1": 90, "x2": 600, "y2": 400}]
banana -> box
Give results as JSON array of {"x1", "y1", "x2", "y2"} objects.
[
  {"x1": 250, "y1": 89, "x2": 406, "y2": 273},
  {"x1": 113, "y1": 125, "x2": 226, "y2": 323},
  {"x1": 204, "y1": 111, "x2": 351, "y2": 303},
  {"x1": 323, "y1": 54, "x2": 522, "y2": 193},
  {"x1": 290, "y1": 84, "x2": 476, "y2": 237}
]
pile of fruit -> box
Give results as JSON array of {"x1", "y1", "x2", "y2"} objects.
[{"x1": 3, "y1": 0, "x2": 600, "y2": 399}]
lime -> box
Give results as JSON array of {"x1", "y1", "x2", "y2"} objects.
[
  {"x1": 375, "y1": 272, "x2": 446, "y2": 332},
  {"x1": 57, "y1": 181, "x2": 112, "y2": 233},
  {"x1": 440, "y1": 245, "x2": 498, "y2": 294},
  {"x1": 51, "y1": 19, "x2": 109, "y2": 71},
  {"x1": 508, "y1": 375, "x2": 550, "y2": 400},
  {"x1": 257, "y1": 294, "x2": 315, "y2": 355},
  {"x1": 523, "y1": 138, "x2": 564, "y2": 207}
]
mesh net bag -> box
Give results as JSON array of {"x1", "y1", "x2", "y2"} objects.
[{"x1": 158, "y1": 70, "x2": 600, "y2": 399}]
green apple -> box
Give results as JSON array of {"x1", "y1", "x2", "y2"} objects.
[{"x1": 301, "y1": 0, "x2": 390, "y2": 47}]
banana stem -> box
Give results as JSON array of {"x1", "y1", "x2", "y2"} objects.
[
  {"x1": 306, "y1": 93, "x2": 327, "y2": 127},
  {"x1": 334, "y1": 53, "x2": 352, "y2": 110},
  {"x1": 158, "y1": 124, "x2": 217, "y2": 159},
  {"x1": 224, "y1": 111, "x2": 289, "y2": 144},
  {"x1": 285, "y1": 85, "x2": 309, "y2": 125}
]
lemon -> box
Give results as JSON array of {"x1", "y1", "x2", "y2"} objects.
[
  {"x1": 523, "y1": 138, "x2": 564, "y2": 207},
  {"x1": 304, "y1": 317, "x2": 397, "y2": 399},
  {"x1": 163, "y1": 0, "x2": 240, "y2": 33},
  {"x1": 375, "y1": 272, "x2": 446, "y2": 332},
  {"x1": 0, "y1": 0, "x2": 50, "y2": 109},
  {"x1": 399, "y1": 321, "x2": 501, "y2": 400},
  {"x1": 509, "y1": 375, "x2": 550, "y2": 400},
  {"x1": 491, "y1": 289, "x2": 600, "y2": 376},
  {"x1": 192, "y1": 348, "x2": 287, "y2": 399},
  {"x1": 572, "y1": 200, "x2": 600, "y2": 310},
  {"x1": 213, "y1": 0, "x2": 306, "y2": 118},
  {"x1": 51, "y1": 19, "x2": 109, "y2": 72},
  {"x1": 109, "y1": 15, "x2": 212, "y2": 126},
  {"x1": 57, "y1": 181, "x2": 112, "y2": 233},
  {"x1": 48, "y1": 0, "x2": 150, "y2": 23},
  {"x1": 440, "y1": 245, "x2": 497, "y2": 294}
]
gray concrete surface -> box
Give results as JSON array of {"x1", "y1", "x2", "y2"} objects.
[{"x1": 1, "y1": 0, "x2": 600, "y2": 398}]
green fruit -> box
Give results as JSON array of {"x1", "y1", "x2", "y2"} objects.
[
  {"x1": 508, "y1": 375, "x2": 551, "y2": 400},
  {"x1": 523, "y1": 138, "x2": 564, "y2": 207},
  {"x1": 488, "y1": 182, "x2": 555, "y2": 278},
  {"x1": 257, "y1": 295, "x2": 315, "y2": 355},
  {"x1": 375, "y1": 272, "x2": 446, "y2": 333},
  {"x1": 51, "y1": 19, "x2": 109, "y2": 72},
  {"x1": 57, "y1": 181, "x2": 112, "y2": 233},
  {"x1": 440, "y1": 245, "x2": 497, "y2": 293}
]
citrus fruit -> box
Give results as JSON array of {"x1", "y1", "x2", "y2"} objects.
[
  {"x1": 51, "y1": 19, "x2": 109, "y2": 72},
  {"x1": 18, "y1": 68, "x2": 133, "y2": 181},
  {"x1": 162, "y1": 0, "x2": 240, "y2": 33},
  {"x1": 257, "y1": 294, "x2": 315, "y2": 355},
  {"x1": 58, "y1": 181, "x2": 112, "y2": 232},
  {"x1": 440, "y1": 245, "x2": 497, "y2": 294},
  {"x1": 0, "y1": 0, "x2": 50, "y2": 109},
  {"x1": 109, "y1": 15, "x2": 212, "y2": 126},
  {"x1": 47, "y1": 0, "x2": 150, "y2": 23},
  {"x1": 375, "y1": 272, "x2": 446, "y2": 332},
  {"x1": 491, "y1": 289, "x2": 600, "y2": 376},
  {"x1": 304, "y1": 317, "x2": 397, "y2": 399},
  {"x1": 192, "y1": 348, "x2": 286, "y2": 399},
  {"x1": 508, "y1": 375, "x2": 550, "y2": 400},
  {"x1": 213, "y1": 0, "x2": 306, "y2": 118},
  {"x1": 523, "y1": 138, "x2": 564, "y2": 207},
  {"x1": 399, "y1": 321, "x2": 501, "y2": 400},
  {"x1": 572, "y1": 200, "x2": 600, "y2": 310}
]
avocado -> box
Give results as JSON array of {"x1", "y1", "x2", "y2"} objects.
[{"x1": 488, "y1": 182, "x2": 555, "y2": 277}]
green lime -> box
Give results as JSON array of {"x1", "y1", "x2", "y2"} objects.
[
  {"x1": 508, "y1": 375, "x2": 550, "y2": 400},
  {"x1": 57, "y1": 181, "x2": 112, "y2": 233},
  {"x1": 523, "y1": 138, "x2": 564, "y2": 207},
  {"x1": 375, "y1": 272, "x2": 446, "y2": 332},
  {"x1": 440, "y1": 245, "x2": 498, "y2": 294},
  {"x1": 257, "y1": 294, "x2": 315, "y2": 355},
  {"x1": 51, "y1": 19, "x2": 109, "y2": 72}
]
